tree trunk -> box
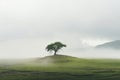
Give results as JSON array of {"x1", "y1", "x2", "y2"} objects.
[{"x1": 54, "y1": 51, "x2": 57, "y2": 55}]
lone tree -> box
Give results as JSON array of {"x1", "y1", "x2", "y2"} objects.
[{"x1": 46, "y1": 42, "x2": 66, "y2": 55}]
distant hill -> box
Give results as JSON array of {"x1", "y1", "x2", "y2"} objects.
[{"x1": 96, "y1": 40, "x2": 120, "y2": 49}]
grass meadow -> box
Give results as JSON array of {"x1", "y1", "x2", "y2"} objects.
[{"x1": 0, "y1": 55, "x2": 120, "y2": 80}]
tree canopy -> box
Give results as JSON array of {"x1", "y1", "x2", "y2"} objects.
[{"x1": 46, "y1": 42, "x2": 66, "y2": 55}]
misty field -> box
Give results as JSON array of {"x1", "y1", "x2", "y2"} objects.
[{"x1": 0, "y1": 55, "x2": 120, "y2": 80}]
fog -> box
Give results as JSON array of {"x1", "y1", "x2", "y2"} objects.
[
  {"x1": 0, "y1": 0, "x2": 120, "y2": 59},
  {"x1": 63, "y1": 49, "x2": 120, "y2": 59},
  {"x1": 0, "y1": 39, "x2": 119, "y2": 59}
]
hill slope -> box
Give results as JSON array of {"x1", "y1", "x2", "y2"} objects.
[{"x1": 96, "y1": 40, "x2": 120, "y2": 49}]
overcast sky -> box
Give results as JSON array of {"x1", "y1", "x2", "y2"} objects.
[{"x1": 0, "y1": 0, "x2": 120, "y2": 58}]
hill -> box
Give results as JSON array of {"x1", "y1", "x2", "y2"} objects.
[
  {"x1": 34, "y1": 55, "x2": 80, "y2": 63},
  {"x1": 96, "y1": 40, "x2": 120, "y2": 49}
]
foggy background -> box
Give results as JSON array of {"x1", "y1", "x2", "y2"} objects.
[{"x1": 0, "y1": 0, "x2": 120, "y2": 59}]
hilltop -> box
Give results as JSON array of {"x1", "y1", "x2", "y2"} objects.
[{"x1": 35, "y1": 55, "x2": 80, "y2": 63}]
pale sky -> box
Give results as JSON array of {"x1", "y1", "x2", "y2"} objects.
[{"x1": 0, "y1": 0, "x2": 120, "y2": 58}]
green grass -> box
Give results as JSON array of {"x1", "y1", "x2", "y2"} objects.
[{"x1": 0, "y1": 55, "x2": 120, "y2": 80}]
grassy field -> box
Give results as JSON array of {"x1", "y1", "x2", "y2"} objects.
[{"x1": 0, "y1": 55, "x2": 120, "y2": 80}]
